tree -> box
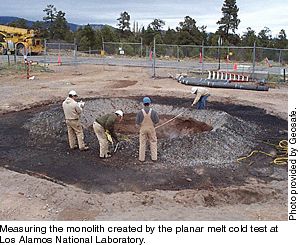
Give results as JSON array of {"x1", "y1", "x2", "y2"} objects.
[
  {"x1": 7, "y1": 18, "x2": 29, "y2": 29},
  {"x1": 198, "y1": 25, "x2": 208, "y2": 45},
  {"x1": 216, "y1": 0, "x2": 240, "y2": 42},
  {"x1": 78, "y1": 36, "x2": 91, "y2": 51},
  {"x1": 176, "y1": 16, "x2": 201, "y2": 45},
  {"x1": 117, "y1": 11, "x2": 131, "y2": 38},
  {"x1": 43, "y1": 4, "x2": 57, "y2": 39},
  {"x1": 42, "y1": 5, "x2": 70, "y2": 41},
  {"x1": 240, "y1": 27, "x2": 258, "y2": 46},
  {"x1": 31, "y1": 21, "x2": 46, "y2": 33},
  {"x1": 163, "y1": 27, "x2": 176, "y2": 44},
  {"x1": 177, "y1": 16, "x2": 197, "y2": 32},
  {"x1": 53, "y1": 11, "x2": 70, "y2": 40},
  {"x1": 274, "y1": 29, "x2": 288, "y2": 49},
  {"x1": 258, "y1": 26, "x2": 272, "y2": 47},
  {"x1": 141, "y1": 25, "x2": 155, "y2": 46},
  {"x1": 98, "y1": 25, "x2": 118, "y2": 44},
  {"x1": 149, "y1": 19, "x2": 165, "y2": 33},
  {"x1": 77, "y1": 24, "x2": 95, "y2": 50}
]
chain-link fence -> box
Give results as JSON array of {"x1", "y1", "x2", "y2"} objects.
[
  {"x1": 43, "y1": 41, "x2": 146, "y2": 74},
  {"x1": 0, "y1": 43, "x2": 45, "y2": 72},
  {"x1": 150, "y1": 43, "x2": 288, "y2": 82},
  {"x1": 0, "y1": 39, "x2": 288, "y2": 82},
  {"x1": 101, "y1": 41, "x2": 145, "y2": 72}
]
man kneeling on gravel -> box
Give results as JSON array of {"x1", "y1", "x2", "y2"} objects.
[{"x1": 93, "y1": 110, "x2": 123, "y2": 158}]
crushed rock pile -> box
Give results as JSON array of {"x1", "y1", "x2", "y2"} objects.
[{"x1": 24, "y1": 98, "x2": 260, "y2": 169}]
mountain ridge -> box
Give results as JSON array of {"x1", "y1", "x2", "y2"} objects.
[{"x1": 0, "y1": 16, "x2": 108, "y2": 31}]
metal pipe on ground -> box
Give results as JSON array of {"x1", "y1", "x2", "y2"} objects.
[
  {"x1": 178, "y1": 77, "x2": 229, "y2": 84},
  {"x1": 178, "y1": 77, "x2": 269, "y2": 91}
]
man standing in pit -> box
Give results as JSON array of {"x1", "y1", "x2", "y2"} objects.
[
  {"x1": 93, "y1": 110, "x2": 123, "y2": 158},
  {"x1": 191, "y1": 87, "x2": 210, "y2": 109},
  {"x1": 135, "y1": 97, "x2": 160, "y2": 162},
  {"x1": 62, "y1": 90, "x2": 89, "y2": 151}
]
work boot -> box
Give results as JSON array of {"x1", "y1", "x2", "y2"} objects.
[
  {"x1": 80, "y1": 146, "x2": 89, "y2": 151},
  {"x1": 100, "y1": 153, "x2": 111, "y2": 158}
]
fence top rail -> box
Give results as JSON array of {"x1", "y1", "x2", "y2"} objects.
[
  {"x1": 47, "y1": 43, "x2": 76, "y2": 45},
  {"x1": 255, "y1": 47, "x2": 288, "y2": 51},
  {"x1": 155, "y1": 43, "x2": 288, "y2": 52},
  {"x1": 103, "y1": 42, "x2": 142, "y2": 45},
  {"x1": 155, "y1": 44, "x2": 180, "y2": 47},
  {"x1": 79, "y1": 49, "x2": 103, "y2": 53}
]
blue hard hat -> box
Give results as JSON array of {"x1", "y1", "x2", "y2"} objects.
[{"x1": 142, "y1": 97, "x2": 151, "y2": 104}]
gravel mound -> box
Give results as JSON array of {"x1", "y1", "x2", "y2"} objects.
[{"x1": 24, "y1": 98, "x2": 260, "y2": 169}]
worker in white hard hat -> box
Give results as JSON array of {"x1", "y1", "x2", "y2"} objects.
[
  {"x1": 191, "y1": 87, "x2": 210, "y2": 109},
  {"x1": 93, "y1": 110, "x2": 123, "y2": 158},
  {"x1": 135, "y1": 97, "x2": 160, "y2": 162},
  {"x1": 62, "y1": 90, "x2": 89, "y2": 151}
]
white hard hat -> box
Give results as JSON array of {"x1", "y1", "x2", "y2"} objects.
[
  {"x1": 191, "y1": 87, "x2": 198, "y2": 94},
  {"x1": 69, "y1": 90, "x2": 78, "y2": 96},
  {"x1": 115, "y1": 110, "x2": 123, "y2": 117}
]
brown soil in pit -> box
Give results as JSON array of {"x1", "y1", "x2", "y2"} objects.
[{"x1": 115, "y1": 113, "x2": 213, "y2": 139}]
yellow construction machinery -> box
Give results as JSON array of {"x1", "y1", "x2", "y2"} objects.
[{"x1": 0, "y1": 25, "x2": 44, "y2": 55}]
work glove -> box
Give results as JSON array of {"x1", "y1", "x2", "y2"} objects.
[
  {"x1": 78, "y1": 100, "x2": 85, "y2": 108},
  {"x1": 191, "y1": 104, "x2": 194, "y2": 107},
  {"x1": 105, "y1": 130, "x2": 113, "y2": 144}
]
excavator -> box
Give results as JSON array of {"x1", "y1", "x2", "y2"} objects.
[{"x1": 0, "y1": 24, "x2": 44, "y2": 55}]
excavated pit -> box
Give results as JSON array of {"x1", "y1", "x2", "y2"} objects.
[
  {"x1": 115, "y1": 113, "x2": 213, "y2": 140},
  {"x1": 0, "y1": 96, "x2": 288, "y2": 194}
]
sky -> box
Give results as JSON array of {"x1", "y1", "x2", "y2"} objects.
[{"x1": 0, "y1": 0, "x2": 288, "y2": 37}]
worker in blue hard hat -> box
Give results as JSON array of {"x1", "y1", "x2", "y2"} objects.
[{"x1": 135, "y1": 97, "x2": 160, "y2": 162}]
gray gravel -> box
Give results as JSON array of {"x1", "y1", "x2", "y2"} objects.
[{"x1": 24, "y1": 98, "x2": 260, "y2": 169}]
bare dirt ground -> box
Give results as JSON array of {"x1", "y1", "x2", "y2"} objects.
[{"x1": 0, "y1": 64, "x2": 288, "y2": 221}]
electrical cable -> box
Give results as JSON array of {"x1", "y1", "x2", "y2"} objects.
[{"x1": 237, "y1": 139, "x2": 288, "y2": 166}]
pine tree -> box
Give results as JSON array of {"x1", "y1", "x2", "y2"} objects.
[
  {"x1": 43, "y1": 4, "x2": 57, "y2": 39},
  {"x1": 117, "y1": 11, "x2": 131, "y2": 38},
  {"x1": 53, "y1": 11, "x2": 70, "y2": 40},
  {"x1": 176, "y1": 16, "x2": 201, "y2": 45},
  {"x1": 149, "y1": 19, "x2": 165, "y2": 33},
  {"x1": 216, "y1": 0, "x2": 240, "y2": 41}
]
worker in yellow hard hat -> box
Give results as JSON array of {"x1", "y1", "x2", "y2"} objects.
[{"x1": 93, "y1": 110, "x2": 123, "y2": 158}]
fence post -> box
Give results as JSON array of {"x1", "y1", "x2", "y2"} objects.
[
  {"x1": 153, "y1": 38, "x2": 156, "y2": 77},
  {"x1": 177, "y1": 45, "x2": 180, "y2": 73},
  {"x1": 74, "y1": 45, "x2": 78, "y2": 74},
  {"x1": 252, "y1": 41, "x2": 256, "y2": 81},
  {"x1": 102, "y1": 38, "x2": 105, "y2": 70},
  {"x1": 278, "y1": 50, "x2": 282, "y2": 81},
  {"x1": 218, "y1": 36, "x2": 222, "y2": 70},
  {"x1": 227, "y1": 47, "x2": 229, "y2": 73},
  {"x1": 14, "y1": 44, "x2": 17, "y2": 69},
  {"x1": 141, "y1": 37, "x2": 143, "y2": 58},
  {"x1": 201, "y1": 42, "x2": 204, "y2": 78},
  {"x1": 146, "y1": 46, "x2": 148, "y2": 75},
  {"x1": 43, "y1": 39, "x2": 47, "y2": 72}
]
